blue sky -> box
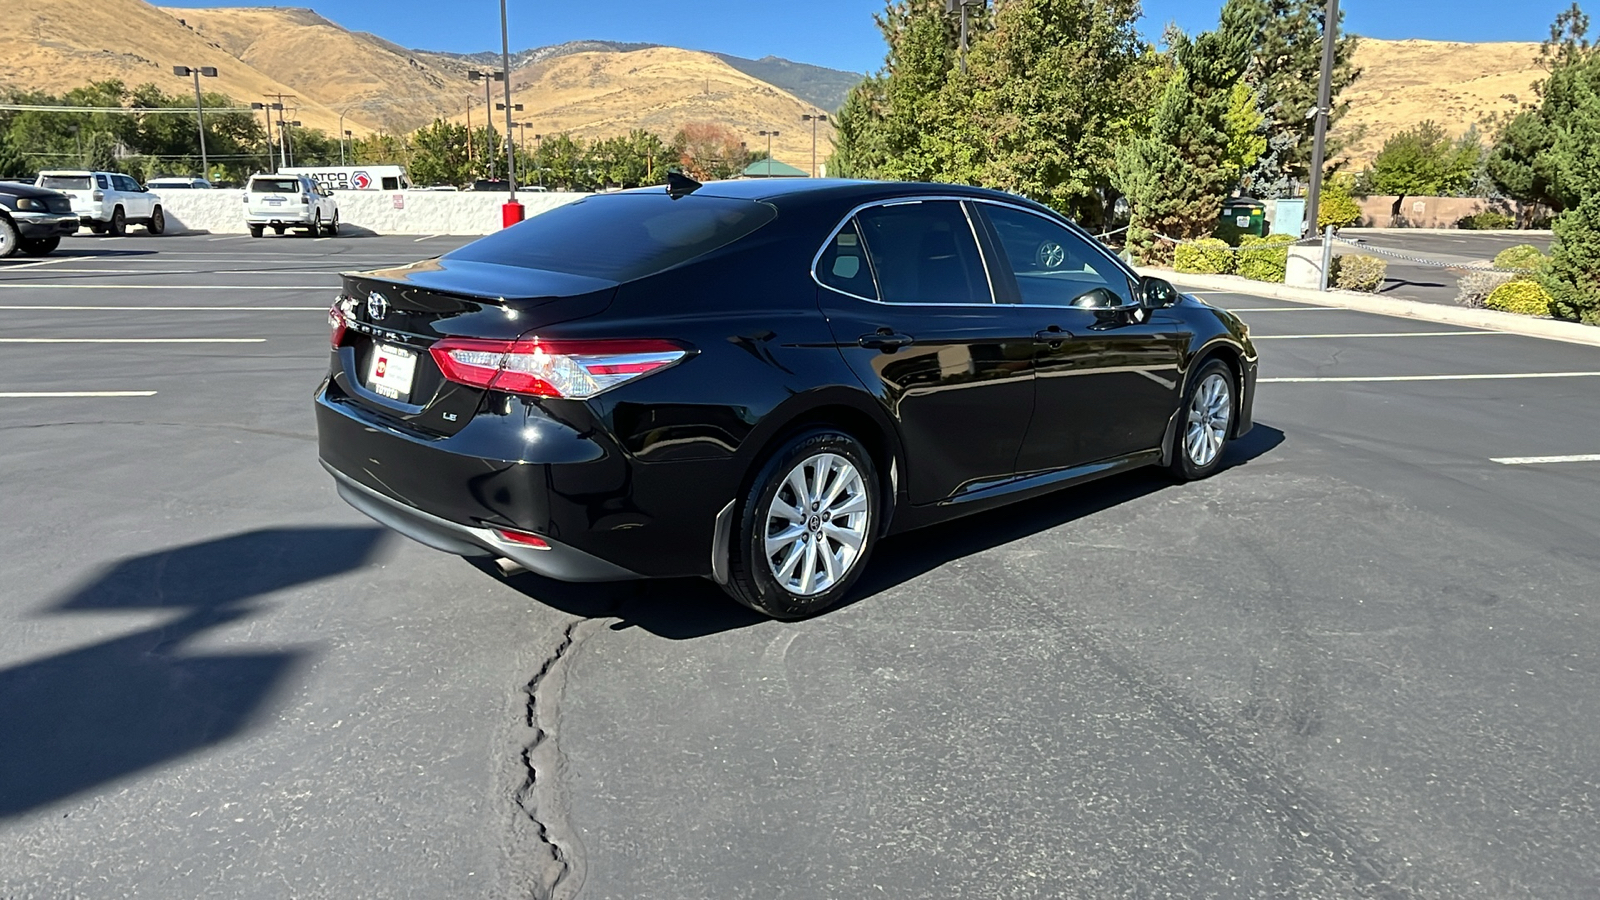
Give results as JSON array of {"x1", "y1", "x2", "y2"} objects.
[{"x1": 158, "y1": 0, "x2": 1576, "y2": 74}]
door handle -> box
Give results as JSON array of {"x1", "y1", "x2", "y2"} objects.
[
  {"x1": 1034, "y1": 326, "x2": 1072, "y2": 346},
  {"x1": 858, "y1": 330, "x2": 914, "y2": 351}
]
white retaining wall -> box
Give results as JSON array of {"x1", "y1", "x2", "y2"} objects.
[{"x1": 150, "y1": 189, "x2": 589, "y2": 236}]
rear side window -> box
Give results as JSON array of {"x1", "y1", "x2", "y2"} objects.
[
  {"x1": 96, "y1": 175, "x2": 110, "y2": 189},
  {"x1": 251, "y1": 179, "x2": 300, "y2": 193},
  {"x1": 816, "y1": 220, "x2": 877, "y2": 300},
  {"x1": 855, "y1": 201, "x2": 991, "y2": 305},
  {"x1": 447, "y1": 193, "x2": 778, "y2": 283},
  {"x1": 40, "y1": 176, "x2": 91, "y2": 191}
]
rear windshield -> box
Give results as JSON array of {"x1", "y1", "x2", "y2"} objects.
[
  {"x1": 446, "y1": 192, "x2": 778, "y2": 282},
  {"x1": 40, "y1": 175, "x2": 92, "y2": 191},
  {"x1": 251, "y1": 179, "x2": 301, "y2": 193}
]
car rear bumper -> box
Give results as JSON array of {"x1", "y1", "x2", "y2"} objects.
[
  {"x1": 13, "y1": 213, "x2": 79, "y2": 238},
  {"x1": 247, "y1": 213, "x2": 314, "y2": 225}
]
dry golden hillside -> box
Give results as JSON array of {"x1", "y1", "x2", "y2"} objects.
[
  {"x1": 1335, "y1": 38, "x2": 1546, "y2": 166},
  {"x1": 449, "y1": 48, "x2": 838, "y2": 173},
  {"x1": 0, "y1": 0, "x2": 353, "y2": 134},
  {"x1": 157, "y1": 6, "x2": 476, "y2": 133}
]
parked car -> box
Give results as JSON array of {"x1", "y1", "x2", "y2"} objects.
[
  {"x1": 244, "y1": 173, "x2": 339, "y2": 237},
  {"x1": 35, "y1": 170, "x2": 166, "y2": 235},
  {"x1": 0, "y1": 181, "x2": 79, "y2": 258},
  {"x1": 147, "y1": 176, "x2": 213, "y2": 190},
  {"x1": 315, "y1": 178, "x2": 1258, "y2": 618}
]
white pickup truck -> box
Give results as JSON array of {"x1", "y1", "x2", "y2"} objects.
[{"x1": 36, "y1": 170, "x2": 166, "y2": 236}]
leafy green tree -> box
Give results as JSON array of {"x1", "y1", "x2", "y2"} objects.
[
  {"x1": 1487, "y1": 109, "x2": 1561, "y2": 212},
  {"x1": 1116, "y1": 0, "x2": 1256, "y2": 263},
  {"x1": 1488, "y1": 5, "x2": 1599, "y2": 213},
  {"x1": 0, "y1": 129, "x2": 27, "y2": 179},
  {"x1": 1222, "y1": 81, "x2": 1268, "y2": 186},
  {"x1": 408, "y1": 119, "x2": 475, "y2": 187},
  {"x1": 1241, "y1": 0, "x2": 1361, "y2": 197},
  {"x1": 350, "y1": 132, "x2": 410, "y2": 168},
  {"x1": 1541, "y1": 194, "x2": 1600, "y2": 322},
  {"x1": 1365, "y1": 121, "x2": 1480, "y2": 218}
]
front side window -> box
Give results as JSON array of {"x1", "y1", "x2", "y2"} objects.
[
  {"x1": 980, "y1": 204, "x2": 1133, "y2": 308},
  {"x1": 854, "y1": 201, "x2": 990, "y2": 305},
  {"x1": 815, "y1": 219, "x2": 877, "y2": 300},
  {"x1": 113, "y1": 175, "x2": 140, "y2": 192}
]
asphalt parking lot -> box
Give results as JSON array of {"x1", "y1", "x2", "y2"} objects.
[
  {"x1": 1337, "y1": 229, "x2": 1554, "y2": 306},
  {"x1": 3, "y1": 232, "x2": 1599, "y2": 899}
]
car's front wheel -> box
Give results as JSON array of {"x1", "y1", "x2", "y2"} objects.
[
  {"x1": 0, "y1": 217, "x2": 18, "y2": 259},
  {"x1": 725, "y1": 429, "x2": 880, "y2": 619},
  {"x1": 1168, "y1": 358, "x2": 1236, "y2": 481}
]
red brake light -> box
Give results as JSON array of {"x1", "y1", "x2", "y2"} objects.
[
  {"x1": 492, "y1": 528, "x2": 550, "y2": 549},
  {"x1": 328, "y1": 300, "x2": 347, "y2": 349},
  {"x1": 429, "y1": 337, "x2": 687, "y2": 399}
]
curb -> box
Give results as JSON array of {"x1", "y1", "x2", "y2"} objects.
[
  {"x1": 1340, "y1": 227, "x2": 1553, "y2": 237},
  {"x1": 1137, "y1": 268, "x2": 1600, "y2": 351}
]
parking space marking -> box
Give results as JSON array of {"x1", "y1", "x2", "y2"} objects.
[
  {"x1": 1223, "y1": 307, "x2": 1344, "y2": 312},
  {"x1": 1492, "y1": 454, "x2": 1600, "y2": 466},
  {"x1": 0, "y1": 258, "x2": 74, "y2": 272},
  {"x1": 0, "y1": 305, "x2": 324, "y2": 311},
  {"x1": 0, "y1": 391, "x2": 157, "y2": 398},
  {"x1": 0, "y1": 284, "x2": 331, "y2": 290},
  {"x1": 0, "y1": 338, "x2": 266, "y2": 344},
  {"x1": 414, "y1": 234, "x2": 440, "y2": 242},
  {"x1": 1262, "y1": 372, "x2": 1600, "y2": 383},
  {"x1": 1253, "y1": 331, "x2": 1504, "y2": 340},
  {"x1": 207, "y1": 235, "x2": 250, "y2": 241}
]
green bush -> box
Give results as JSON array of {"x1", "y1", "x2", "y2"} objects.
[
  {"x1": 1174, "y1": 238, "x2": 1235, "y2": 275},
  {"x1": 1456, "y1": 210, "x2": 1516, "y2": 230},
  {"x1": 1455, "y1": 271, "x2": 1515, "y2": 308},
  {"x1": 1236, "y1": 233, "x2": 1295, "y2": 282},
  {"x1": 1492, "y1": 244, "x2": 1547, "y2": 273},
  {"x1": 1485, "y1": 280, "x2": 1555, "y2": 316},
  {"x1": 1332, "y1": 254, "x2": 1388, "y2": 292},
  {"x1": 1538, "y1": 197, "x2": 1600, "y2": 324},
  {"x1": 1318, "y1": 176, "x2": 1363, "y2": 230}
]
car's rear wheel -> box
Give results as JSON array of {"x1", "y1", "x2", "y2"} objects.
[
  {"x1": 107, "y1": 207, "x2": 125, "y2": 236},
  {"x1": 20, "y1": 236, "x2": 60, "y2": 256},
  {"x1": 0, "y1": 217, "x2": 18, "y2": 259},
  {"x1": 304, "y1": 212, "x2": 321, "y2": 236},
  {"x1": 1168, "y1": 359, "x2": 1235, "y2": 481},
  {"x1": 325, "y1": 212, "x2": 340, "y2": 236},
  {"x1": 88, "y1": 222, "x2": 105, "y2": 235},
  {"x1": 146, "y1": 206, "x2": 165, "y2": 235},
  {"x1": 248, "y1": 225, "x2": 264, "y2": 238},
  {"x1": 724, "y1": 429, "x2": 879, "y2": 619}
]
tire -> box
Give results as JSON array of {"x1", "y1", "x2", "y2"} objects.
[
  {"x1": 107, "y1": 207, "x2": 125, "y2": 236},
  {"x1": 146, "y1": 206, "x2": 165, "y2": 235},
  {"x1": 0, "y1": 216, "x2": 18, "y2": 259},
  {"x1": 325, "y1": 212, "x2": 339, "y2": 236},
  {"x1": 273, "y1": 226, "x2": 285, "y2": 235},
  {"x1": 303, "y1": 212, "x2": 321, "y2": 236},
  {"x1": 20, "y1": 236, "x2": 60, "y2": 257},
  {"x1": 248, "y1": 225, "x2": 264, "y2": 238},
  {"x1": 1168, "y1": 359, "x2": 1237, "y2": 482},
  {"x1": 724, "y1": 429, "x2": 880, "y2": 619},
  {"x1": 88, "y1": 222, "x2": 106, "y2": 235}
]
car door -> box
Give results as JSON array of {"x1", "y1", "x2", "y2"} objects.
[
  {"x1": 816, "y1": 199, "x2": 1037, "y2": 505},
  {"x1": 973, "y1": 202, "x2": 1187, "y2": 471},
  {"x1": 113, "y1": 175, "x2": 150, "y2": 219}
]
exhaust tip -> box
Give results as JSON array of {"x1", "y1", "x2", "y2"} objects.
[{"x1": 494, "y1": 557, "x2": 528, "y2": 577}]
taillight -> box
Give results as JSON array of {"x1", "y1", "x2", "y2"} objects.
[
  {"x1": 328, "y1": 299, "x2": 347, "y2": 348},
  {"x1": 92, "y1": 190, "x2": 104, "y2": 200},
  {"x1": 492, "y1": 528, "x2": 550, "y2": 549},
  {"x1": 429, "y1": 337, "x2": 687, "y2": 399}
]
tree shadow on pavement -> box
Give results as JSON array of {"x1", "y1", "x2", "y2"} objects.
[
  {"x1": 0, "y1": 526, "x2": 386, "y2": 819},
  {"x1": 490, "y1": 426, "x2": 1285, "y2": 641}
]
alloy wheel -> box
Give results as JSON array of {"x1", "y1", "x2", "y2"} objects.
[
  {"x1": 1184, "y1": 372, "x2": 1232, "y2": 468},
  {"x1": 764, "y1": 453, "x2": 870, "y2": 597}
]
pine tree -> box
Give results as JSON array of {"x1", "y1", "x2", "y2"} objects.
[
  {"x1": 1242, "y1": 0, "x2": 1360, "y2": 197},
  {"x1": 1541, "y1": 194, "x2": 1600, "y2": 323}
]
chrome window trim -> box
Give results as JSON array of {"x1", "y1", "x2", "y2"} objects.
[{"x1": 810, "y1": 193, "x2": 1141, "y2": 310}]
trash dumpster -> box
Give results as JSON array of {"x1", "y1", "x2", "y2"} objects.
[{"x1": 1216, "y1": 197, "x2": 1266, "y2": 244}]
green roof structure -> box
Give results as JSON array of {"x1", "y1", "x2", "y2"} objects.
[{"x1": 742, "y1": 158, "x2": 809, "y2": 178}]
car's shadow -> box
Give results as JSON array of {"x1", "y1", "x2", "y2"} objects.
[
  {"x1": 0, "y1": 526, "x2": 386, "y2": 819},
  {"x1": 490, "y1": 425, "x2": 1286, "y2": 640}
]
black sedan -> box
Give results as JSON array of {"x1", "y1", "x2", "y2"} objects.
[
  {"x1": 0, "y1": 181, "x2": 78, "y2": 258},
  {"x1": 316, "y1": 178, "x2": 1257, "y2": 618}
]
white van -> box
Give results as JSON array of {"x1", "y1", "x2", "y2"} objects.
[{"x1": 279, "y1": 165, "x2": 412, "y2": 192}]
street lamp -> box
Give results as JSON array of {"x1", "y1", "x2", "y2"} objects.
[
  {"x1": 758, "y1": 130, "x2": 780, "y2": 176},
  {"x1": 250, "y1": 101, "x2": 283, "y2": 172},
  {"x1": 1304, "y1": 0, "x2": 1341, "y2": 289},
  {"x1": 801, "y1": 113, "x2": 828, "y2": 178},
  {"x1": 342, "y1": 130, "x2": 353, "y2": 166},
  {"x1": 282, "y1": 118, "x2": 302, "y2": 168},
  {"x1": 944, "y1": 0, "x2": 986, "y2": 73},
  {"x1": 173, "y1": 65, "x2": 218, "y2": 179},
  {"x1": 467, "y1": 69, "x2": 505, "y2": 179}
]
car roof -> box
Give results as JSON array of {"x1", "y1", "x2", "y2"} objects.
[
  {"x1": 685, "y1": 177, "x2": 1058, "y2": 216},
  {"x1": 38, "y1": 170, "x2": 96, "y2": 177}
]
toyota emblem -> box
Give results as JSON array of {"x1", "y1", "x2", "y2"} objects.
[{"x1": 366, "y1": 292, "x2": 390, "y2": 320}]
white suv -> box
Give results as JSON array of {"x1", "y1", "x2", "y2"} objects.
[
  {"x1": 244, "y1": 174, "x2": 339, "y2": 237},
  {"x1": 36, "y1": 171, "x2": 166, "y2": 236}
]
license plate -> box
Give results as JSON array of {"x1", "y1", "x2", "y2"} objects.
[
  {"x1": 264, "y1": 197, "x2": 284, "y2": 206},
  {"x1": 365, "y1": 344, "x2": 416, "y2": 400}
]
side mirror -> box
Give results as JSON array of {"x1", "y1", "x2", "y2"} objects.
[
  {"x1": 1070, "y1": 287, "x2": 1130, "y2": 310},
  {"x1": 1139, "y1": 276, "x2": 1180, "y2": 308}
]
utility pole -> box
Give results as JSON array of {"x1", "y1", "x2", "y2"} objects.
[
  {"x1": 251, "y1": 101, "x2": 282, "y2": 172},
  {"x1": 499, "y1": 0, "x2": 518, "y2": 204},
  {"x1": 173, "y1": 66, "x2": 217, "y2": 179},
  {"x1": 801, "y1": 113, "x2": 827, "y2": 178},
  {"x1": 758, "y1": 130, "x2": 779, "y2": 175},
  {"x1": 945, "y1": 0, "x2": 985, "y2": 73},
  {"x1": 258, "y1": 93, "x2": 295, "y2": 171},
  {"x1": 1305, "y1": 0, "x2": 1340, "y2": 241},
  {"x1": 468, "y1": 69, "x2": 505, "y2": 179}
]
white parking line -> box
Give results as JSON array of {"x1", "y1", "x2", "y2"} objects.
[
  {"x1": 414, "y1": 234, "x2": 439, "y2": 242},
  {"x1": 0, "y1": 257, "x2": 74, "y2": 272},
  {"x1": 0, "y1": 391, "x2": 157, "y2": 398},
  {"x1": 1253, "y1": 331, "x2": 1504, "y2": 340},
  {"x1": 0, "y1": 305, "x2": 323, "y2": 311},
  {"x1": 1262, "y1": 372, "x2": 1600, "y2": 383},
  {"x1": 1225, "y1": 307, "x2": 1344, "y2": 312},
  {"x1": 0, "y1": 338, "x2": 266, "y2": 343},
  {"x1": 0, "y1": 284, "x2": 331, "y2": 290},
  {"x1": 1492, "y1": 454, "x2": 1600, "y2": 465},
  {"x1": 208, "y1": 235, "x2": 250, "y2": 241}
]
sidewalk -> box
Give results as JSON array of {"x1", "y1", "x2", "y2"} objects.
[{"x1": 1137, "y1": 268, "x2": 1600, "y2": 350}]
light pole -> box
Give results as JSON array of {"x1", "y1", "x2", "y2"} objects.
[
  {"x1": 282, "y1": 118, "x2": 302, "y2": 168},
  {"x1": 173, "y1": 65, "x2": 218, "y2": 179},
  {"x1": 1304, "y1": 0, "x2": 1340, "y2": 256},
  {"x1": 498, "y1": 0, "x2": 519, "y2": 209},
  {"x1": 758, "y1": 130, "x2": 779, "y2": 176},
  {"x1": 467, "y1": 69, "x2": 505, "y2": 179},
  {"x1": 342, "y1": 129, "x2": 353, "y2": 166},
  {"x1": 944, "y1": 0, "x2": 985, "y2": 73},
  {"x1": 801, "y1": 113, "x2": 827, "y2": 178}
]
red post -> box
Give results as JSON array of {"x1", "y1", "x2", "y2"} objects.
[{"x1": 502, "y1": 201, "x2": 525, "y2": 228}]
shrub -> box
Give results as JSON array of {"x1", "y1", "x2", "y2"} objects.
[
  {"x1": 1332, "y1": 254, "x2": 1388, "y2": 292},
  {"x1": 1318, "y1": 176, "x2": 1363, "y2": 230},
  {"x1": 1492, "y1": 244, "x2": 1547, "y2": 273},
  {"x1": 1174, "y1": 238, "x2": 1235, "y2": 275},
  {"x1": 1456, "y1": 210, "x2": 1516, "y2": 230},
  {"x1": 1236, "y1": 233, "x2": 1295, "y2": 282},
  {"x1": 1539, "y1": 197, "x2": 1600, "y2": 324},
  {"x1": 1456, "y1": 271, "x2": 1516, "y2": 308},
  {"x1": 1485, "y1": 280, "x2": 1555, "y2": 316}
]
